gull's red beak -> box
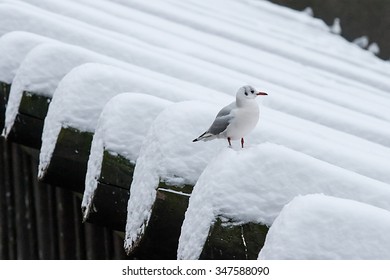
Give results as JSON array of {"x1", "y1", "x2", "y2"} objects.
[{"x1": 257, "y1": 92, "x2": 268, "y2": 96}]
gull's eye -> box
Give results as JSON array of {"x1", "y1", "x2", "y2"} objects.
[{"x1": 250, "y1": 90, "x2": 254, "y2": 93}]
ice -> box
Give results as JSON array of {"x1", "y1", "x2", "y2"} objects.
[
  {"x1": 82, "y1": 93, "x2": 172, "y2": 219},
  {"x1": 177, "y1": 143, "x2": 390, "y2": 259},
  {"x1": 258, "y1": 194, "x2": 390, "y2": 259}
]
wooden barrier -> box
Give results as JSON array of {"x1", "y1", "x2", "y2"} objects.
[{"x1": 0, "y1": 81, "x2": 10, "y2": 131}]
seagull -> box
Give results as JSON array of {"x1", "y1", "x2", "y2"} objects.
[{"x1": 193, "y1": 85, "x2": 267, "y2": 148}]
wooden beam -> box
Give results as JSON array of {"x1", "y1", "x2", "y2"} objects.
[
  {"x1": 200, "y1": 219, "x2": 269, "y2": 260},
  {"x1": 128, "y1": 185, "x2": 191, "y2": 259},
  {"x1": 84, "y1": 151, "x2": 133, "y2": 230},
  {"x1": 40, "y1": 127, "x2": 93, "y2": 192},
  {"x1": 6, "y1": 91, "x2": 50, "y2": 149}
]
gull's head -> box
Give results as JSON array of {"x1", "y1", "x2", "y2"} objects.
[{"x1": 237, "y1": 85, "x2": 268, "y2": 100}]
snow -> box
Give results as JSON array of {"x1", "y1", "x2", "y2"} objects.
[
  {"x1": 0, "y1": 31, "x2": 51, "y2": 84},
  {"x1": 38, "y1": 63, "x2": 228, "y2": 178},
  {"x1": 82, "y1": 93, "x2": 172, "y2": 220},
  {"x1": 302, "y1": 7, "x2": 314, "y2": 17},
  {"x1": 124, "y1": 101, "x2": 227, "y2": 253},
  {"x1": 177, "y1": 143, "x2": 390, "y2": 259},
  {"x1": 353, "y1": 35, "x2": 369, "y2": 49},
  {"x1": 258, "y1": 194, "x2": 390, "y2": 259},
  {"x1": 2, "y1": 42, "x2": 121, "y2": 137},
  {"x1": 368, "y1": 42, "x2": 380, "y2": 55},
  {"x1": 0, "y1": 0, "x2": 389, "y2": 260},
  {"x1": 330, "y1": 18, "x2": 342, "y2": 35}
]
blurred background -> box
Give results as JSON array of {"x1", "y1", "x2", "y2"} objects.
[{"x1": 269, "y1": 0, "x2": 390, "y2": 60}]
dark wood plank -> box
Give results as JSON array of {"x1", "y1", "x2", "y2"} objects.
[
  {"x1": 0, "y1": 81, "x2": 11, "y2": 131},
  {"x1": 200, "y1": 219, "x2": 269, "y2": 260},
  {"x1": 12, "y1": 143, "x2": 37, "y2": 259},
  {"x1": 19, "y1": 91, "x2": 51, "y2": 120},
  {"x1": 129, "y1": 187, "x2": 191, "y2": 259},
  {"x1": 3, "y1": 140, "x2": 16, "y2": 259},
  {"x1": 83, "y1": 151, "x2": 134, "y2": 230},
  {"x1": 85, "y1": 182, "x2": 129, "y2": 231},
  {"x1": 7, "y1": 113, "x2": 44, "y2": 150},
  {"x1": 31, "y1": 158, "x2": 59, "y2": 259},
  {"x1": 0, "y1": 138, "x2": 9, "y2": 259},
  {"x1": 40, "y1": 127, "x2": 93, "y2": 192},
  {"x1": 55, "y1": 187, "x2": 79, "y2": 259},
  {"x1": 99, "y1": 151, "x2": 134, "y2": 189}
]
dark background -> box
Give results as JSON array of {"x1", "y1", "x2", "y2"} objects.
[{"x1": 268, "y1": 0, "x2": 390, "y2": 60}]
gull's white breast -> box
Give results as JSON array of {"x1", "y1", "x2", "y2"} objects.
[{"x1": 224, "y1": 102, "x2": 259, "y2": 140}]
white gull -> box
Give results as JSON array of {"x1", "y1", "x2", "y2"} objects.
[{"x1": 193, "y1": 85, "x2": 267, "y2": 148}]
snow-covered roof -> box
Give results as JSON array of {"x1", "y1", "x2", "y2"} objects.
[
  {"x1": 1, "y1": 0, "x2": 389, "y2": 261},
  {"x1": 2, "y1": 42, "x2": 121, "y2": 137},
  {"x1": 0, "y1": 31, "x2": 51, "y2": 84},
  {"x1": 0, "y1": 2, "x2": 250, "y2": 94},
  {"x1": 38, "y1": 63, "x2": 229, "y2": 178},
  {"x1": 82, "y1": 93, "x2": 172, "y2": 219},
  {"x1": 258, "y1": 194, "x2": 390, "y2": 259},
  {"x1": 124, "y1": 101, "x2": 228, "y2": 252},
  {"x1": 177, "y1": 143, "x2": 390, "y2": 259}
]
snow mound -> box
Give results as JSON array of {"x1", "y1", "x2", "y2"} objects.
[
  {"x1": 177, "y1": 143, "x2": 390, "y2": 259},
  {"x1": 0, "y1": 31, "x2": 51, "y2": 84},
  {"x1": 258, "y1": 194, "x2": 390, "y2": 259},
  {"x1": 124, "y1": 101, "x2": 227, "y2": 252},
  {"x1": 368, "y1": 42, "x2": 380, "y2": 55},
  {"x1": 330, "y1": 18, "x2": 341, "y2": 35},
  {"x1": 2, "y1": 42, "x2": 120, "y2": 137},
  {"x1": 82, "y1": 93, "x2": 172, "y2": 219},
  {"x1": 353, "y1": 36, "x2": 369, "y2": 49},
  {"x1": 254, "y1": 109, "x2": 390, "y2": 184}
]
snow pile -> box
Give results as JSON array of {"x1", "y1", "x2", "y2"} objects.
[
  {"x1": 353, "y1": 36, "x2": 369, "y2": 49},
  {"x1": 258, "y1": 194, "x2": 390, "y2": 259},
  {"x1": 82, "y1": 93, "x2": 172, "y2": 219},
  {"x1": 368, "y1": 42, "x2": 380, "y2": 55},
  {"x1": 330, "y1": 18, "x2": 341, "y2": 34},
  {"x1": 124, "y1": 101, "x2": 227, "y2": 252},
  {"x1": 177, "y1": 143, "x2": 390, "y2": 259}
]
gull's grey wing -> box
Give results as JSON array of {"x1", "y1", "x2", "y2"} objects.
[{"x1": 207, "y1": 102, "x2": 235, "y2": 135}]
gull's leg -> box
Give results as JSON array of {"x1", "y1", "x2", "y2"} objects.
[
  {"x1": 228, "y1": 137, "x2": 232, "y2": 147},
  {"x1": 241, "y1": 138, "x2": 244, "y2": 148}
]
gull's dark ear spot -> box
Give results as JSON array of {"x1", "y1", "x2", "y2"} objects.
[{"x1": 244, "y1": 92, "x2": 248, "y2": 96}]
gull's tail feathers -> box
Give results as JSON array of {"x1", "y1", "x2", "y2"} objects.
[{"x1": 192, "y1": 131, "x2": 215, "y2": 142}]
